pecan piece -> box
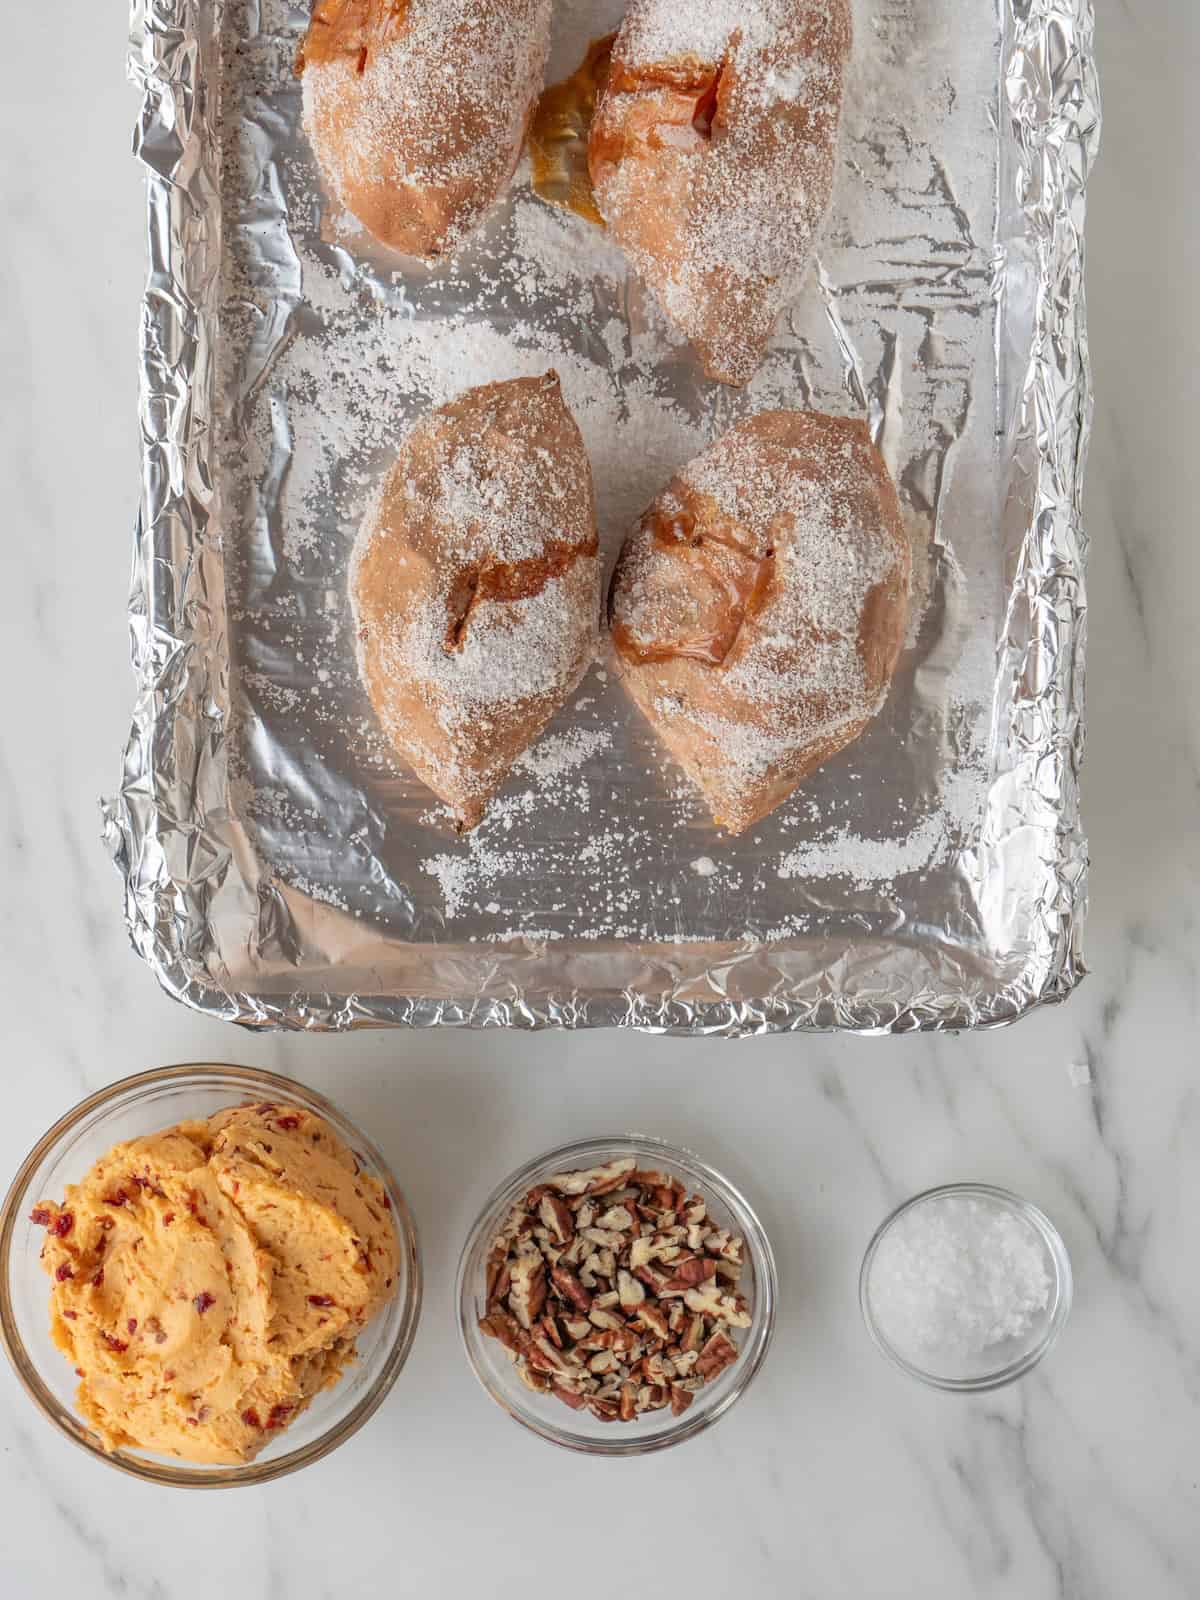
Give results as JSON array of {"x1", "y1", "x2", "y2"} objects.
[
  {"x1": 683, "y1": 1282, "x2": 750, "y2": 1323},
  {"x1": 580, "y1": 1227, "x2": 623, "y2": 1252},
  {"x1": 485, "y1": 1247, "x2": 509, "y2": 1303},
  {"x1": 663, "y1": 1257, "x2": 717, "y2": 1293},
  {"x1": 617, "y1": 1269, "x2": 645, "y2": 1310},
  {"x1": 644, "y1": 1352, "x2": 676, "y2": 1385},
  {"x1": 548, "y1": 1158, "x2": 636, "y2": 1197},
  {"x1": 509, "y1": 1249, "x2": 548, "y2": 1330},
  {"x1": 539, "y1": 1192, "x2": 575, "y2": 1245},
  {"x1": 670, "y1": 1384, "x2": 696, "y2": 1417},
  {"x1": 479, "y1": 1310, "x2": 522, "y2": 1355},
  {"x1": 550, "y1": 1263, "x2": 592, "y2": 1314},
  {"x1": 681, "y1": 1314, "x2": 707, "y2": 1354},
  {"x1": 637, "y1": 1301, "x2": 670, "y2": 1340},
  {"x1": 633, "y1": 1262, "x2": 672, "y2": 1295},
  {"x1": 696, "y1": 1329, "x2": 739, "y2": 1380},
  {"x1": 553, "y1": 1384, "x2": 589, "y2": 1411},
  {"x1": 594, "y1": 1204, "x2": 635, "y2": 1232}
]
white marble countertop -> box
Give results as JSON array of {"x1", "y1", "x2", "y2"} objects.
[{"x1": 2, "y1": 3, "x2": 1197, "y2": 1596}]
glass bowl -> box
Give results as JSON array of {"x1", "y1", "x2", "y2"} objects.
[
  {"x1": 0, "y1": 1063, "x2": 422, "y2": 1487},
  {"x1": 859, "y1": 1182, "x2": 1072, "y2": 1392},
  {"x1": 457, "y1": 1134, "x2": 777, "y2": 1454}
]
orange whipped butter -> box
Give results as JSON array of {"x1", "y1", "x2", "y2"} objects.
[{"x1": 31, "y1": 1101, "x2": 399, "y2": 1464}]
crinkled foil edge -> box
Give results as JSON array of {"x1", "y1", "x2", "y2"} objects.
[{"x1": 102, "y1": 0, "x2": 1100, "y2": 1036}]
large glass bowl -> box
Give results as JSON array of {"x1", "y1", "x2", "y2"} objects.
[
  {"x1": 457, "y1": 1134, "x2": 777, "y2": 1454},
  {"x1": 0, "y1": 1063, "x2": 422, "y2": 1487}
]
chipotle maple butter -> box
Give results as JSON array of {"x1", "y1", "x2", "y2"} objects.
[
  {"x1": 29, "y1": 1100, "x2": 401, "y2": 1465},
  {"x1": 479, "y1": 1156, "x2": 752, "y2": 1424}
]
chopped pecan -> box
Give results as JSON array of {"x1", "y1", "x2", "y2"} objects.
[
  {"x1": 696, "y1": 1329, "x2": 739, "y2": 1380},
  {"x1": 684, "y1": 1283, "x2": 752, "y2": 1327},
  {"x1": 509, "y1": 1249, "x2": 548, "y2": 1330},
  {"x1": 629, "y1": 1235, "x2": 655, "y2": 1271},
  {"x1": 580, "y1": 1227, "x2": 623, "y2": 1252},
  {"x1": 633, "y1": 1262, "x2": 672, "y2": 1295},
  {"x1": 617, "y1": 1269, "x2": 645, "y2": 1310},
  {"x1": 594, "y1": 1204, "x2": 635, "y2": 1232},
  {"x1": 670, "y1": 1384, "x2": 696, "y2": 1417},
  {"x1": 637, "y1": 1301, "x2": 670, "y2": 1340},
  {"x1": 663, "y1": 1257, "x2": 717, "y2": 1293},
  {"x1": 485, "y1": 1247, "x2": 509, "y2": 1303},
  {"x1": 539, "y1": 1192, "x2": 575, "y2": 1244},
  {"x1": 477, "y1": 1156, "x2": 751, "y2": 1426},
  {"x1": 644, "y1": 1351, "x2": 676, "y2": 1385},
  {"x1": 630, "y1": 1170, "x2": 673, "y2": 1189},
  {"x1": 683, "y1": 1283, "x2": 726, "y2": 1318},
  {"x1": 550, "y1": 1263, "x2": 592, "y2": 1314},
  {"x1": 553, "y1": 1384, "x2": 588, "y2": 1411},
  {"x1": 681, "y1": 1313, "x2": 707, "y2": 1353},
  {"x1": 479, "y1": 1310, "x2": 522, "y2": 1354},
  {"x1": 548, "y1": 1158, "x2": 636, "y2": 1197}
]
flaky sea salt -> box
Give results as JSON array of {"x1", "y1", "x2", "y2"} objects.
[{"x1": 868, "y1": 1195, "x2": 1051, "y2": 1362}]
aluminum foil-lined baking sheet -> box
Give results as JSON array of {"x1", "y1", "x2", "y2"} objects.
[{"x1": 105, "y1": 0, "x2": 1099, "y2": 1034}]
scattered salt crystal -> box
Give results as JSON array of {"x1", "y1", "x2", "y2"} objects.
[
  {"x1": 868, "y1": 1195, "x2": 1051, "y2": 1363},
  {"x1": 691, "y1": 857, "x2": 718, "y2": 877},
  {"x1": 514, "y1": 728, "x2": 610, "y2": 784},
  {"x1": 1066, "y1": 1060, "x2": 1092, "y2": 1088}
]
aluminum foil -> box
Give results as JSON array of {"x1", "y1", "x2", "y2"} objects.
[{"x1": 105, "y1": 0, "x2": 1100, "y2": 1035}]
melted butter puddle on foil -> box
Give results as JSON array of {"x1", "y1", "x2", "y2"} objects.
[{"x1": 529, "y1": 34, "x2": 617, "y2": 225}]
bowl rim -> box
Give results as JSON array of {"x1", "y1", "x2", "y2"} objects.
[
  {"x1": 858, "y1": 1181, "x2": 1073, "y2": 1393},
  {"x1": 455, "y1": 1132, "x2": 778, "y2": 1455},
  {"x1": 0, "y1": 1061, "x2": 423, "y2": 1488}
]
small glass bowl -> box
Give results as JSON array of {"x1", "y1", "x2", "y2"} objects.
[
  {"x1": 859, "y1": 1183, "x2": 1072, "y2": 1392},
  {"x1": 457, "y1": 1134, "x2": 777, "y2": 1454},
  {"x1": 0, "y1": 1063, "x2": 422, "y2": 1487}
]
